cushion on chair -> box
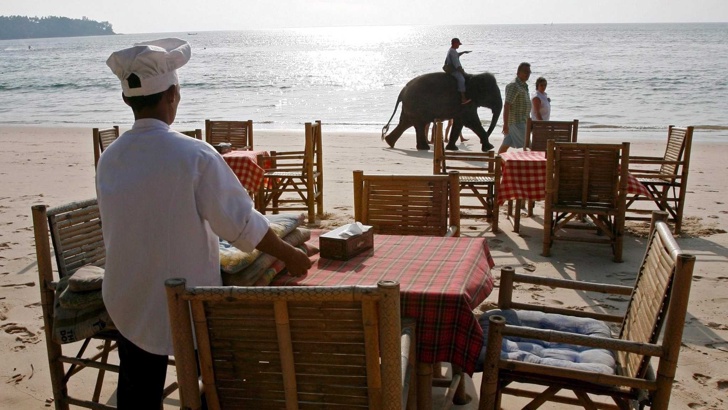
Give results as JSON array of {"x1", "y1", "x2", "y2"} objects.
[
  {"x1": 53, "y1": 276, "x2": 114, "y2": 344},
  {"x1": 219, "y1": 213, "x2": 305, "y2": 274},
  {"x1": 67, "y1": 265, "x2": 105, "y2": 292},
  {"x1": 475, "y1": 309, "x2": 616, "y2": 374}
]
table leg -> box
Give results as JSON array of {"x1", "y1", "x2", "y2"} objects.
[
  {"x1": 417, "y1": 362, "x2": 433, "y2": 409},
  {"x1": 513, "y1": 199, "x2": 523, "y2": 233},
  {"x1": 452, "y1": 364, "x2": 470, "y2": 405}
]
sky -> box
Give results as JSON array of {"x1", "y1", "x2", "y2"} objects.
[{"x1": 2, "y1": 0, "x2": 727, "y2": 34}]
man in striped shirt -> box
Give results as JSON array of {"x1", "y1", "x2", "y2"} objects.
[{"x1": 498, "y1": 62, "x2": 532, "y2": 153}]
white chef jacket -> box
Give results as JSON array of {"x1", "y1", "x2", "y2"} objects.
[{"x1": 96, "y1": 118, "x2": 269, "y2": 356}]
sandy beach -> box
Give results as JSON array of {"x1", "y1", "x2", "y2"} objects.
[{"x1": 1, "y1": 125, "x2": 727, "y2": 409}]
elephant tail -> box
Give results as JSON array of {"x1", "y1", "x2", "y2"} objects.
[{"x1": 381, "y1": 91, "x2": 403, "y2": 140}]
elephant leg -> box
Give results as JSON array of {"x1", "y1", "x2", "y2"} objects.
[
  {"x1": 414, "y1": 122, "x2": 430, "y2": 151},
  {"x1": 446, "y1": 122, "x2": 464, "y2": 151},
  {"x1": 384, "y1": 119, "x2": 413, "y2": 148},
  {"x1": 463, "y1": 118, "x2": 495, "y2": 152}
]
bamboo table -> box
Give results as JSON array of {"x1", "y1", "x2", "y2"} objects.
[{"x1": 273, "y1": 234, "x2": 496, "y2": 408}]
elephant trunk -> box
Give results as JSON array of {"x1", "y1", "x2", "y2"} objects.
[{"x1": 485, "y1": 105, "x2": 502, "y2": 138}]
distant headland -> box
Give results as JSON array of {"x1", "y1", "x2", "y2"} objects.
[{"x1": 0, "y1": 15, "x2": 115, "y2": 40}]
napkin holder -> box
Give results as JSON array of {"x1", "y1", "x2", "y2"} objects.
[
  {"x1": 214, "y1": 142, "x2": 232, "y2": 154},
  {"x1": 320, "y1": 223, "x2": 373, "y2": 260}
]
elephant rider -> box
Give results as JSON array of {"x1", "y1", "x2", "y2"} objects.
[{"x1": 445, "y1": 38, "x2": 472, "y2": 105}]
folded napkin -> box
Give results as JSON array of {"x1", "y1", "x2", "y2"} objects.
[
  {"x1": 219, "y1": 213, "x2": 305, "y2": 274},
  {"x1": 222, "y1": 227, "x2": 311, "y2": 286}
]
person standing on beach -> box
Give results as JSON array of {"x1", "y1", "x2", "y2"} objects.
[
  {"x1": 100, "y1": 38, "x2": 311, "y2": 409},
  {"x1": 445, "y1": 38, "x2": 472, "y2": 105},
  {"x1": 498, "y1": 62, "x2": 532, "y2": 153},
  {"x1": 531, "y1": 76, "x2": 551, "y2": 121}
]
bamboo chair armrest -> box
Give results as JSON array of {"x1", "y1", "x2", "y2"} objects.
[
  {"x1": 500, "y1": 322, "x2": 663, "y2": 357},
  {"x1": 509, "y1": 272, "x2": 633, "y2": 296},
  {"x1": 629, "y1": 158, "x2": 684, "y2": 166},
  {"x1": 628, "y1": 155, "x2": 665, "y2": 162},
  {"x1": 627, "y1": 169, "x2": 664, "y2": 175},
  {"x1": 268, "y1": 150, "x2": 306, "y2": 157},
  {"x1": 630, "y1": 170, "x2": 682, "y2": 179},
  {"x1": 498, "y1": 269, "x2": 631, "y2": 323}
]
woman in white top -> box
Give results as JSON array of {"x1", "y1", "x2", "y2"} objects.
[{"x1": 531, "y1": 77, "x2": 551, "y2": 121}]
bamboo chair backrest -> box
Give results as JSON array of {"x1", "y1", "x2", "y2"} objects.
[
  {"x1": 658, "y1": 125, "x2": 693, "y2": 179},
  {"x1": 95, "y1": 126, "x2": 120, "y2": 152},
  {"x1": 618, "y1": 216, "x2": 692, "y2": 379},
  {"x1": 305, "y1": 120, "x2": 323, "y2": 177},
  {"x1": 92, "y1": 126, "x2": 120, "y2": 168},
  {"x1": 432, "y1": 121, "x2": 499, "y2": 178},
  {"x1": 264, "y1": 121, "x2": 322, "y2": 173},
  {"x1": 526, "y1": 119, "x2": 578, "y2": 152},
  {"x1": 353, "y1": 170, "x2": 460, "y2": 237},
  {"x1": 165, "y1": 279, "x2": 404, "y2": 410},
  {"x1": 43, "y1": 198, "x2": 105, "y2": 279},
  {"x1": 546, "y1": 141, "x2": 629, "y2": 209},
  {"x1": 205, "y1": 119, "x2": 253, "y2": 150},
  {"x1": 179, "y1": 129, "x2": 203, "y2": 140}
]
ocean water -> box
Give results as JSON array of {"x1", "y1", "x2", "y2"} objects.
[{"x1": 1, "y1": 23, "x2": 727, "y2": 140}]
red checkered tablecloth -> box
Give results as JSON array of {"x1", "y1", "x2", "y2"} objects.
[
  {"x1": 222, "y1": 150, "x2": 268, "y2": 193},
  {"x1": 498, "y1": 150, "x2": 651, "y2": 204},
  {"x1": 272, "y1": 234, "x2": 495, "y2": 375}
]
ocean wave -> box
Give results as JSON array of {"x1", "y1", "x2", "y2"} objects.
[{"x1": 0, "y1": 82, "x2": 114, "y2": 91}]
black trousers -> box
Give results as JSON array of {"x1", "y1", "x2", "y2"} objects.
[{"x1": 117, "y1": 334, "x2": 169, "y2": 410}]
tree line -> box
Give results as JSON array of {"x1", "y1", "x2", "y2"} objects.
[{"x1": 0, "y1": 15, "x2": 116, "y2": 40}]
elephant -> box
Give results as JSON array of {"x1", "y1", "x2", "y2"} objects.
[{"x1": 381, "y1": 72, "x2": 502, "y2": 152}]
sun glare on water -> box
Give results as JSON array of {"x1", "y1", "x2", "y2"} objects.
[{"x1": 290, "y1": 25, "x2": 415, "y2": 48}]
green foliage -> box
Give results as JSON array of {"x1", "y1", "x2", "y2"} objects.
[{"x1": 0, "y1": 15, "x2": 115, "y2": 40}]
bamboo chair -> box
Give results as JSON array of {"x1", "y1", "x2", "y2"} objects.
[
  {"x1": 543, "y1": 141, "x2": 630, "y2": 262},
  {"x1": 354, "y1": 169, "x2": 463, "y2": 406},
  {"x1": 32, "y1": 199, "x2": 177, "y2": 410},
  {"x1": 432, "y1": 121, "x2": 501, "y2": 233},
  {"x1": 257, "y1": 121, "x2": 323, "y2": 223},
  {"x1": 525, "y1": 119, "x2": 579, "y2": 152},
  {"x1": 179, "y1": 128, "x2": 203, "y2": 139},
  {"x1": 519, "y1": 119, "x2": 579, "y2": 217},
  {"x1": 165, "y1": 279, "x2": 416, "y2": 410},
  {"x1": 353, "y1": 170, "x2": 460, "y2": 237},
  {"x1": 478, "y1": 211, "x2": 696, "y2": 410},
  {"x1": 92, "y1": 126, "x2": 119, "y2": 169},
  {"x1": 205, "y1": 119, "x2": 253, "y2": 150},
  {"x1": 626, "y1": 125, "x2": 694, "y2": 234}
]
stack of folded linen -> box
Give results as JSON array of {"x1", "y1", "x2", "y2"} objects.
[
  {"x1": 52, "y1": 265, "x2": 114, "y2": 343},
  {"x1": 219, "y1": 213, "x2": 319, "y2": 286}
]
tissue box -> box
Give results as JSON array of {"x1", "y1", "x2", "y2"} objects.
[{"x1": 320, "y1": 224, "x2": 374, "y2": 260}]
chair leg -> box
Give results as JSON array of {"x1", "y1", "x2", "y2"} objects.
[
  {"x1": 307, "y1": 181, "x2": 315, "y2": 224},
  {"x1": 542, "y1": 208, "x2": 553, "y2": 257},
  {"x1": 614, "y1": 213, "x2": 625, "y2": 263},
  {"x1": 91, "y1": 339, "x2": 113, "y2": 402},
  {"x1": 316, "y1": 176, "x2": 324, "y2": 217},
  {"x1": 47, "y1": 341, "x2": 71, "y2": 410}
]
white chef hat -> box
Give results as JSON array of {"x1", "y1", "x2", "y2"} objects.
[{"x1": 106, "y1": 38, "x2": 191, "y2": 97}]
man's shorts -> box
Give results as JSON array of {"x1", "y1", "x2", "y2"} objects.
[{"x1": 503, "y1": 122, "x2": 526, "y2": 148}]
